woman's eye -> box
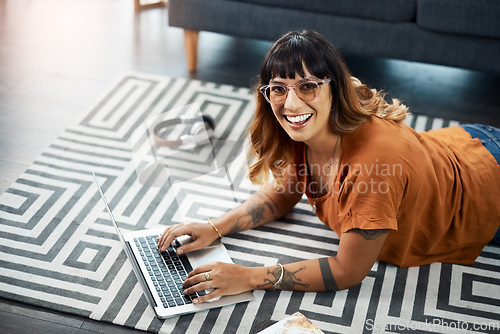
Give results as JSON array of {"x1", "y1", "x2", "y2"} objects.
[
  {"x1": 300, "y1": 83, "x2": 317, "y2": 91},
  {"x1": 271, "y1": 86, "x2": 286, "y2": 95}
]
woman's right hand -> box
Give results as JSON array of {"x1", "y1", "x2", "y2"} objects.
[{"x1": 156, "y1": 221, "x2": 220, "y2": 254}]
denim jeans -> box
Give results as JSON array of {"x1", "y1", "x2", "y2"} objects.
[{"x1": 461, "y1": 124, "x2": 500, "y2": 243}]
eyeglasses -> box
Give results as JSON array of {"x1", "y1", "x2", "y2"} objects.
[{"x1": 259, "y1": 78, "x2": 331, "y2": 105}]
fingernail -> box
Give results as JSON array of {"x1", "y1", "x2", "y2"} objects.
[
  {"x1": 193, "y1": 299, "x2": 199, "y2": 304},
  {"x1": 177, "y1": 249, "x2": 184, "y2": 255}
]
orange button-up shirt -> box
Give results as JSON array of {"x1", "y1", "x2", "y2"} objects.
[{"x1": 295, "y1": 116, "x2": 500, "y2": 267}]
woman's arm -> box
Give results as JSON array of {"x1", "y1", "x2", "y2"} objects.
[
  {"x1": 214, "y1": 179, "x2": 302, "y2": 236},
  {"x1": 157, "y1": 167, "x2": 303, "y2": 253},
  {"x1": 183, "y1": 227, "x2": 388, "y2": 302},
  {"x1": 276, "y1": 228, "x2": 388, "y2": 291}
]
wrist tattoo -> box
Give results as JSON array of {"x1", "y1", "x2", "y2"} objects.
[
  {"x1": 258, "y1": 265, "x2": 282, "y2": 289},
  {"x1": 258, "y1": 265, "x2": 309, "y2": 290},
  {"x1": 350, "y1": 228, "x2": 388, "y2": 240},
  {"x1": 318, "y1": 258, "x2": 338, "y2": 291}
]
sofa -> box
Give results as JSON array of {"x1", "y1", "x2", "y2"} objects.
[{"x1": 168, "y1": 0, "x2": 500, "y2": 74}]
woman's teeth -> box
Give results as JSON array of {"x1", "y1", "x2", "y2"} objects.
[{"x1": 285, "y1": 114, "x2": 312, "y2": 124}]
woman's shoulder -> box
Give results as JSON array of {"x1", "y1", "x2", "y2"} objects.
[{"x1": 343, "y1": 116, "x2": 420, "y2": 163}]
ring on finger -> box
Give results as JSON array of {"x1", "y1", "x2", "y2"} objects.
[
  {"x1": 208, "y1": 280, "x2": 213, "y2": 289},
  {"x1": 205, "y1": 272, "x2": 211, "y2": 281}
]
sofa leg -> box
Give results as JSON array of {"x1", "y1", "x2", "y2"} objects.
[{"x1": 184, "y1": 30, "x2": 199, "y2": 72}]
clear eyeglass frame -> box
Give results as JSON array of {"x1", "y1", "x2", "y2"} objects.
[{"x1": 259, "y1": 78, "x2": 331, "y2": 105}]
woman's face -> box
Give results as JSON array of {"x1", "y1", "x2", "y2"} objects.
[{"x1": 269, "y1": 69, "x2": 334, "y2": 147}]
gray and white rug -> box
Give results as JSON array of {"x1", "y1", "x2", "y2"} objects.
[{"x1": 0, "y1": 73, "x2": 498, "y2": 333}]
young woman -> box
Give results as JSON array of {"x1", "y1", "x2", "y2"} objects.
[{"x1": 157, "y1": 30, "x2": 500, "y2": 304}]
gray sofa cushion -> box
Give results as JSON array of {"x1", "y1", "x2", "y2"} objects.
[
  {"x1": 226, "y1": 0, "x2": 416, "y2": 22},
  {"x1": 417, "y1": 0, "x2": 500, "y2": 39},
  {"x1": 169, "y1": 0, "x2": 500, "y2": 73}
]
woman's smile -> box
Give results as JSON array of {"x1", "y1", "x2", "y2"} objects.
[{"x1": 284, "y1": 113, "x2": 313, "y2": 126}]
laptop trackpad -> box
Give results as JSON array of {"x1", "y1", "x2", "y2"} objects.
[{"x1": 189, "y1": 245, "x2": 232, "y2": 267}]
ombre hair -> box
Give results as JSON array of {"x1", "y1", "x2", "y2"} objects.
[{"x1": 248, "y1": 30, "x2": 408, "y2": 186}]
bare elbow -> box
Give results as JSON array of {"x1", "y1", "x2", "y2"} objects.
[
  {"x1": 335, "y1": 276, "x2": 365, "y2": 291},
  {"x1": 329, "y1": 259, "x2": 370, "y2": 291}
]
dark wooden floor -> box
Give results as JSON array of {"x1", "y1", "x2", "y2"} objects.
[{"x1": 0, "y1": 0, "x2": 499, "y2": 333}]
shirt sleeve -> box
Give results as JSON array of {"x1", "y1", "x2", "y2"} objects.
[{"x1": 336, "y1": 154, "x2": 406, "y2": 234}]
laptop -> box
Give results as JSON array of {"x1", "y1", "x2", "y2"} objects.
[{"x1": 92, "y1": 171, "x2": 253, "y2": 319}]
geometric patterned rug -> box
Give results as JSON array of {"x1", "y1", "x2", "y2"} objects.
[{"x1": 0, "y1": 73, "x2": 499, "y2": 334}]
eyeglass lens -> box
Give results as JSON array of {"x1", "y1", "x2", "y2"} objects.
[{"x1": 265, "y1": 81, "x2": 321, "y2": 104}]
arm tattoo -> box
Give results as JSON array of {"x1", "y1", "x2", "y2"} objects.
[
  {"x1": 230, "y1": 202, "x2": 265, "y2": 233},
  {"x1": 259, "y1": 192, "x2": 279, "y2": 216},
  {"x1": 258, "y1": 265, "x2": 310, "y2": 290},
  {"x1": 279, "y1": 266, "x2": 309, "y2": 290},
  {"x1": 229, "y1": 192, "x2": 280, "y2": 234},
  {"x1": 258, "y1": 265, "x2": 282, "y2": 288},
  {"x1": 318, "y1": 258, "x2": 339, "y2": 291},
  {"x1": 350, "y1": 228, "x2": 388, "y2": 240},
  {"x1": 247, "y1": 202, "x2": 266, "y2": 226}
]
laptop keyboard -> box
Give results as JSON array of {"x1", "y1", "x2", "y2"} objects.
[{"x1": 134, "y1": 235, "x2": 206, "y2": 308}]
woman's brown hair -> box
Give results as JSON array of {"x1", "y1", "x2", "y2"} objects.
[{"x1": 248, "y1": 30, "x2": 408, "y2": 186}]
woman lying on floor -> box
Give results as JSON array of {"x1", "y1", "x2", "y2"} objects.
[{"x1": 157, "y1": 30, "x2": 500, "y2": 303}]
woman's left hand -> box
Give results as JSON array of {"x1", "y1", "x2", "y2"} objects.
[{"x1": 183, "y1": 261, "x2": 253, "y2": 304}]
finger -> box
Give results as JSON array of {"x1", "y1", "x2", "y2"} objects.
[
  {"x1": 192, "y1": 286, "x2": 222, "y2": 304},
  {"x1": 186, "y1": 263, "x2": 213, "y2": 279},
  {"x1": 183, "y1": 271, "x2": 210, "y2": 288},
  {"x1": 157, "y1": 224, "x2": 182, "y2": 252},
  {"x1": 175, "y1": 239, "x2": 205, "y2": 255},
  {"x1": 156, "y1": 229, "x2": 169, "y2": 251},
  {"x1": 184, "y1": 280, "x2": 215, "y2": 298},
  {"x1": 156, "y1": 226, "x2": 175, "y2": 252}
]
